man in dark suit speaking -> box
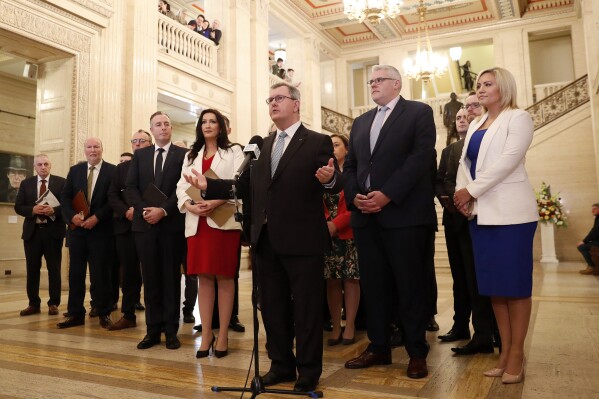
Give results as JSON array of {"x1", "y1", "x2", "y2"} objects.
[
  {"x1": 14, "y1": 154, "x2": 66, "y2": 317},
  {"x1": 184, "y1": 82, "x2": 342, "y2": 392},
  {"x1": 126, "y1": 111, "x2": 187, "y2": 350},
  {"x1": 58, "y1": 138, "x2": 116, "y2": 329},
  {"x1": 343, "y1": 65, "x2": 437, "y2": 379}
]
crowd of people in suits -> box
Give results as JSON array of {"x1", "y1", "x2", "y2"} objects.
[{"x1": 14, "y1": 64, "x2": 539, "y2": 392}]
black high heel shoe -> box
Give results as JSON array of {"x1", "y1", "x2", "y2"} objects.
[
  {"x1": 214, "y1": 337, "x2": 228, "y2": 358},
  {"x1": 196, "y1": 334, "x2": 215, "y2": 358},
  {"x1": 327, "y1": 327, "x2": 344, "y2": 346}
]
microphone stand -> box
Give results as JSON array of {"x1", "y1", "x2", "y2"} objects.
[{"x1": 211, "y1": 162, "x2": 322, "y2": 398}]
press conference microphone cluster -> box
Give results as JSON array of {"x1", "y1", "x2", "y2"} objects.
[{"x1": 234, "y1": 135, "x2": 264, "y2": 179}]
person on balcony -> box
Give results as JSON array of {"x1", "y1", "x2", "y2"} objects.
[
  {"x1": 199, "y1": 20, "x2": 211, "y2": 39},
  {"x1": 271, "y1": 58, "x2": 283, "y2": 76},
  {"x1": 577, "y1": 203, "x2": 599, "y2": 275},
  {"x1": 209, "y1": 19, "x2": 222, "y2": 45}
]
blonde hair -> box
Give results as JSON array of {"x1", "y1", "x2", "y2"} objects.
[{"x1": 476, "y1": 67, "x2": 518, "y2": 110}]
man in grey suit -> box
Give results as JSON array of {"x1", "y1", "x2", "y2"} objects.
[
  {"x1": 343, "y1": 65, "x2": 437, "y2": 379},
  {"x1": 14, "y1": 154, "x2": 66, "y2": 317},
  {"x1": 125, "y1": 111, "x2": 187, "y2": 350}
]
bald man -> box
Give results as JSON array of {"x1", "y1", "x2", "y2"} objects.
[{"x1": 58, "y1": 137, "x2": 116, "y2": 329}]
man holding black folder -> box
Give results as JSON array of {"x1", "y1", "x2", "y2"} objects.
[
  {"x1": 125, "y1": 111, "x2": 187, "y2": 350},
  {"x1": 58, "y1": 137, "x2": 116, "y2": 329}
]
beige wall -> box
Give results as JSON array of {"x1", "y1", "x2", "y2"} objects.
[{"x1": 0, "y1": 72, "x2": 36, "y2": 272}]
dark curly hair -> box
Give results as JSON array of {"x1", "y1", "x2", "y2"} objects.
[{"x1": 187, "y1": 109, "x2": 233, "y2": 164}]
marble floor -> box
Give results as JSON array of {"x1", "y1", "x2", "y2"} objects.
[{"x1": 0, "y1": 261, "x2": 598, "y2": 399}]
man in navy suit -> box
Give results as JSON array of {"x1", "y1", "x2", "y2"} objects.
[
  {"x1": 125, "y1": 112, "x2": 187, "y2": 350},
  {"x1": 107, "y1": 130, "x2": 153, "y2": 330},
  {"x1": 185, "y1": 82, "x2": 342, "y2": 392},
  {"x1": 343, "y1": 65, "x2": 437, "y2": 379},
  {"x1": 14, "y1": 154, "x2": 66, "y2": 317},
  {"x1": 58, "y1": 137, "x2": 116, "y2": 329}
]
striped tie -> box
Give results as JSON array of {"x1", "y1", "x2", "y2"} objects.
[{"x1": 271, "y1": 131, "x2": 288, "y2": 177}]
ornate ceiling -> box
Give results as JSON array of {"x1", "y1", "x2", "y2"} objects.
[{"x1": 287, "y1": 0, "x2": 579, "y2": 46}]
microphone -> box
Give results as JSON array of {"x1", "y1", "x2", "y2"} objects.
[{"x1": 235, "y1": 135, "x2": 264, "y2": 178}]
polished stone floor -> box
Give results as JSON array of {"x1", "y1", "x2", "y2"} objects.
[{"x1": 0, "y1": 261, "x2": 598, "y2": 398}]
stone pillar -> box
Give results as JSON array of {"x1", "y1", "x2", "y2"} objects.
[
  {"x1": 493, "y1": 29, "x2": 530, "y2": 108},
  {"x1": 249, "y1": 0, "x2": 272, "y2": 139},
  {"x1": 123, "y1": 0, "x2": 158, "y2": 144}
]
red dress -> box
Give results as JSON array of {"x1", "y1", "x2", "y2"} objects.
[{"x1": 186, "y1": 155, "x2": 241, "y2": 277}]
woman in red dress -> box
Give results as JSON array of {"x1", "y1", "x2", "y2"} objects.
[{"x1": 176, "y1": 109, "x2": 244, "y2": 358}]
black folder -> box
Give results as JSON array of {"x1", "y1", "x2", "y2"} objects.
[{"x1": 142, "y1": 184, "x2": 168, "y2": 207}]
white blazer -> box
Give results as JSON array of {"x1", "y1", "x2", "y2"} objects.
[
  {"x1": 176, "y1": 145, "x2": 244, "y2": 237},
  {"x1": 456, "y1": 108, "x2": 538, "y2": 225}
]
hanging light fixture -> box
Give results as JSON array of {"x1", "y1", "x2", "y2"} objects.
[
  {"x1": 403, "y1": 0, "x2": 448, "y2": 89},
  {"x1": 274, "y1": 44, "x2": 286, "y2": 62},
  {"x1": 343, "y1": 0, "x2": 404, "y2": 25}
]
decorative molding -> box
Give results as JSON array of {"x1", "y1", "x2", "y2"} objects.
[
  {"x1": 0, "y1": 0, "x2": 92, "y2": 165},
  {"x1": 28, "y1": 0, "x2": 105, "y2": 30},
  {"x1": 70, "y1": 0, "x2": 114, "y2": 19},
  {"x1": 496, "y1": 0, "x2": 516, "y2": 19},
  {"x1": 232, "y1": 0, "x2": 251, "y2": 12}
]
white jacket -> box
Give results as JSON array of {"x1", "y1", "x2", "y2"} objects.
[
  {"x1": 456, "y1": 108, "x2": 538, "y2": 225},
  {"x1": 176, "y1": 145, "x2": 244, "y2": 237}
]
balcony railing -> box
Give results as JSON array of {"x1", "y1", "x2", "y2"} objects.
[
  {"x1": 526, "y1": 75, "x2": 589, "y2": 130},
  {"x1": 321, "y1": 107, "x2": 353, "y2": 136},
  {"x1": 533, "y1": 81, "x2": 569, "y2": 102},
  {"x1": 157, "y1": 14, "x2": 217, "y2": 72}
]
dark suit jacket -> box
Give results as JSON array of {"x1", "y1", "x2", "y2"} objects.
[
  {"x1": 344, "y1": 96, "x2": 437, "y2": 229},
  {"x1": 205, "y1": 124, "x2": 342, "y2": 255},
  {"x1": 14, "y1": 175, "x2": 66, "y2": 241},
  {"x1": 61, "y1": 161, "x2": 116, "y2": 236},
  {"x1": 436, "y1": 139, "x2": 467, "y2": 231},
  {"x1": 584, "y1": 216, "x2": 599, "y2": 244},
  {"x1": 125, "y1": 144, "x2": 186, "y2": 233},
  {"x1": 108, "y1": 161, "x2": 133, "y2": 235}
]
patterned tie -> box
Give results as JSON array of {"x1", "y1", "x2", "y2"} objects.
[
  {"x1": 40, "y1": 179, "x2": 47, "y2": 197},
  {"x1": 271, "y1": 131, "x2": 288, "y2": 177},
  {"x1": 87, "y1": 166, "x2": 95, "y2": 202},
  {"x1": 155, "y1": 148, "x2": 165, "y2": 186},
  {"x1": 39, "y1": 179, "x2": 47, "y2": 222},
  {"x1": 370, "y1": 106, "x2": 389, "y2": 152}
]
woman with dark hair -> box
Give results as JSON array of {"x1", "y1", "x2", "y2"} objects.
[
  {"x1": 324, "y1": 134, "x2": 360, "y2": 346},
  {"x1": 176, "y1": 109, "x2": 244, "y2": 359},
  {"x1": 199, "y1": 20, "x2": 211, "y2": 39}
]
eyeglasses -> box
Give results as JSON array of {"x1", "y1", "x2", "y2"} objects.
[
  {"x1": 266, "y1": 95, "x2": 296, "y2": 105},
  {"x1": 464, "y1": 103, "x2": 481, "y2": 109},
  {"x1": 367, "y1": 77, "x2": 396, "y2": 86},
  {"x1": 130, "y1": 139, "x2": 149, "y2": 144}
]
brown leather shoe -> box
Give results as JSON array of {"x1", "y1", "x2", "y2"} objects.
[
  {"x1": 345, "y1": 350, "x2": 392, "y2": 369},
  {"x1": 109, "y1": 317, "x2": 137, "y2": 331},
  {"x1": 579, "y1": 267, "x2": 595, "y2": 275},
  {"x1": 48, "y1": 305, "x2": 59, "y2": 316},
  {"x1": 20, "y1": 306, "x2": 41, "y2": 316},
  {"x1": 407, "y1": 357, "x2": 428, "y2": 379}
]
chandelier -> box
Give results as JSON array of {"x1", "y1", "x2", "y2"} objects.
[
  {"x1": 343, "y1": 0, "x2": 404, "y2": 25},
  {"x1": 403, "y1": 0, "x2": 447, "y2": 87}
]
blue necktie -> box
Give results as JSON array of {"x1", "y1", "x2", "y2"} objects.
[
  {"x1": 271, "y1": 131, "x2": 288, "y2": 177},
  {"x1": 370, "y1": 106, "x2": 388, "y2": 152}
]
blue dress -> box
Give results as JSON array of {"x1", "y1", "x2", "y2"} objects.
[{"x1": 467, "y1": 129, "x2": 537, "y2": 297}]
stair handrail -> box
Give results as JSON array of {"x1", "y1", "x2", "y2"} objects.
[
  {"x1": 526, "y1": 75, "x2": 589, "y2": 130},
  {"x1": 321, "y1": 106, "x2": 354, "y2": 136}
]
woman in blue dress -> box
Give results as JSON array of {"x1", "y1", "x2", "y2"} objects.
[{"x1": 454, "y1": 67, "x2": 537, "y2": 384}]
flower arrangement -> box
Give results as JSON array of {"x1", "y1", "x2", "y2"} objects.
[{"x1": 536, "y1": 182, "x2": 567, "y2": 228}]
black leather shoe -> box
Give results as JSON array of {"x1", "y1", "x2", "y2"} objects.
[
  {"x1": 99, "y1": 315, "x2": 113, "y2": 329},
  {"x1": 345, "y1": 350, "x2": 392, "y2": 369},
  {"x1": 293, "y1": 377, "x2": 318, "y2": 392},
  {"x1": 438, "y1": 328, "x2": 471, "y2": 342},
  {"x1": 165, "y1": 335, "x2": 181, "y2": 350},
  {"x1": 323, "y1": 319, "x2": 333, "y2": 332},
  {"x1": 407, "y1": 357, "x2": 428, "y2": 379},
  {"x1": 137, "y1": 334, "x2": 161, "y2": 349},
  {"x1": 183, "y1": 313, "x2": 195, "y2": 324},
  {"x1": 261, "y1": 371, "x2": 296, "y2": 386},
  {"x1": 57, "y1": 315, "x2": 85, "y2": 329},
  {"x1": 89, "y1": 307, "x2": 98, "y2": 318},
  {"x1": 426, "y1": 317, "x2": 439, "y2": 332},
  {"x1": 134, "y1": 302, "x2": 145, "y2": 311},
  {"x1": 451, "y1": 340, "x2": 494, "y2": 355},
  {"x1": 193, "y1": 322, "x2": 220, "y2": 332},
  {"x1": 390, "y1": 325, "x2": 404, "y2": 348},
  {"x1": 229, "y1": 315, "x2": 245, "y2": 332}
]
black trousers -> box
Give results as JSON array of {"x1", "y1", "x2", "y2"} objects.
[
  {"x1": 67, "y1": 231, "x2": 113, "y2": 317},
  {"x1": 256, "y1": 226, "x2": 324, "y2": 381},
  {"x1": 354, "y1": 222, "x2": 435, "y2": 359},
  {"x1": 23, "y1": 225, "x2": 63, "y2": 307},
  {"x1": 445, "y1": 224, "x2": 472, "y2": 330},
  {"x1": 115, "y1": 231, "x2": 142, "y2": 320},
  {"x1": 135, "y1": 227, "x2": 184, "y2": 336},
  {"x1": 181, "y1": 245, "x2": 198, "y2": 315}
]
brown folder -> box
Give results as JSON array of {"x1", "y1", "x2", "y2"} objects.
[
  {"x1": 69, "y1": 189, "x2": 90, "y2": 230},
  {"x1": 185, "y1": 168, "x2": 237, "y2": 228},
  {"x1": 142, "y1": 183, "x2": 168, "y2": 207}
]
